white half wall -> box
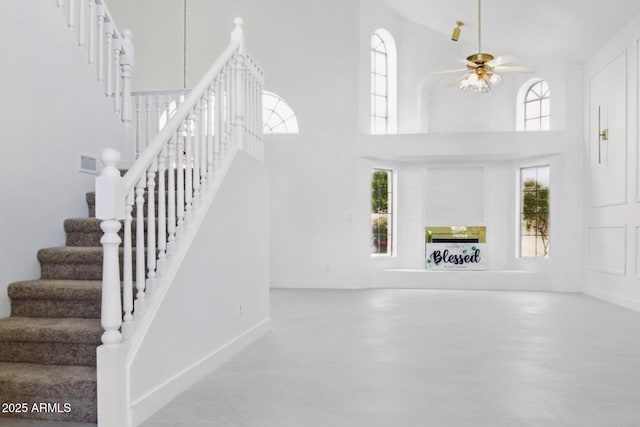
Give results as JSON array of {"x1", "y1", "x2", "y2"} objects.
[
  {"x1": 0, "y1": 0, "x2": 129, "y2": 317},
  {"x1": 129, "y1": 152, "x2": 270, "y2": 425}
]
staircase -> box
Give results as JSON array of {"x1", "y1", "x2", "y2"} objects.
[
  {"x1": 0, "y1": 192, "x2": 108, "y2": 423},
  {"x1": 0, "y1": 3, "x2": 266, "y2": 423}
]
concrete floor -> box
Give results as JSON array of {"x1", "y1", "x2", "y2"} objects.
[
  {"x1": 141, "y1": 289, "x2": 640, "y2": 427},
  {"x1": 6, "y1": 288, "x2": 640, "y2": 426}
]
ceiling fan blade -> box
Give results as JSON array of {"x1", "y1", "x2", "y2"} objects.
[
  {"x1": 487, "y1": 55, "x2": 516, "y2": 67},
  {"x1": 458, "y1": 58, "x2": 479, "y2": 68},
  {"x1": 431, "y1": 68, "x2": 469, "y2": 76},
  {"x1": 493, "y1": 65, "x2": 536, "y2": 73}
]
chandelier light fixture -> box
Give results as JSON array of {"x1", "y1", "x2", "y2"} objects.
[{"x1": 457, "y1": 0, "x2": 501, "y2": 93}]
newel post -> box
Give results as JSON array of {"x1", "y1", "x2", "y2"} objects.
[
  {"x1": 120, "y1": 29, "x2": 135, "y2": 130},
  {"x1": 96, "y1": 149, "x2": 125, "y2": 345},
  {"x1": 231, "y1": 18, "x2": 246, "y2": 151}
]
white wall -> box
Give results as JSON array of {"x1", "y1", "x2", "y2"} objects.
[
  {"x1": 582, "y1": 11, "x2": 640, "y2": 310},
  {"x1": 107, "y1": 0, "x2": 585, "y2": 292},
  {"x1": 129, "y1": 152, "x2": 270, "y2": 424},
  {"x1": 0, "y1": 1, "x2": 129, "y2": 317}
]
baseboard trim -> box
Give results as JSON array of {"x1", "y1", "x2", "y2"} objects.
[
  {"x1": 584, "y1": 286, "x2": 640, "y2": 312},
  {"x1": 131, "y1": 317, "x2": 271, "y2": 426}
]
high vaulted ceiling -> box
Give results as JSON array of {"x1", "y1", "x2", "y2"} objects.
[{"x1": 379, "y1": 0, "x2": 640, "y2": 62}]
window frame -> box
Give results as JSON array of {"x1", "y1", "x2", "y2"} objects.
[
  {"x1": 370, "y1": 167, "x2": 396, "y2": 257},
  {"x1": 370, "y1": 29, "x2": 397, "y2": 135},
  {"x1": 516, "y1": 78, "x2": 550, "y2": 132},
  {"x1": 262, "y1": 90, "x2": 299, "y2": 134},
  {"x1": 517, "y1": 165, "x2": 550, "y2": 258}
]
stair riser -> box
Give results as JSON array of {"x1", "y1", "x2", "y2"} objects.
[
  {"x1": 40, "y1": 261, "x2": 138, "y2": 281},
  {"x1": 0, "y1": 396, "x2": 96, "y2": 423},
  {"x1": 11, "y1": 300, "x2": 100, "y2": 319},
  {"x1": 0, "y1": 342, "x2": 96, "y2": 366},
  {"x1": 40, "y1": 250, "x2": 139, "y2": 281}
]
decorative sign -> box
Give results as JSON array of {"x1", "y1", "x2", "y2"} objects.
[
  {"x1": 425, "y1": 242, "x2": 487, "y2": 270},
  {"x1": 425, "y1": 226, "x2": 487, "y2": 270}
]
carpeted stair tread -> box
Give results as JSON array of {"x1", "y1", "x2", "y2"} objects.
[
  {"x1": 8, "y1": 280, "x2": 102, "y2": 301},
  {"x1": 0, "y1": 317, "x2": 101, "y2": 344},
  {"x1": 0, "y1": 362, "x2": 96, "y2": 399}
]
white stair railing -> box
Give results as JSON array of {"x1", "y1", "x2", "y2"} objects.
[
  {"x1": 56, "y1": 0, "x2": 134, "y2": 127},
  {"x1": 94, "y1": 18, "x2": 263, "y2": 426},
  {"x1": 131, "y1": 89, "x2": 190, "y2": 160}
]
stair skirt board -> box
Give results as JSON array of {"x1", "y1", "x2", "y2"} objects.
[{"x1": 130, "y1": 318, "x2": 271, "y2": 426}]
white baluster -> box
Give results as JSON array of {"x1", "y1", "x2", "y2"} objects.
[
  {"x1": 120, "y1": 29, "x2": 134, "y2": 129},
  {"x1": 100, "y1": 219, "x2": 122, "y2": 345},
  {"x1": 135, "y1": 176, "x2": 146, "y2": 317},
  {"x1": 200, "y1": 96, "x2": 207, "y2": 186},
  {"x1": 113, "y1": 37, "x2": 121, "y2": 114},
  {"x1": 258, "y1": 69, "x2": 265, "y2": 159},
  {"x1": 192, "y1": 103, "x2": 201, "y2": 203},
  {"x1": 95, "y1": 148, "x2": 124, "y2": 345},
  {"x1": 233, "y1": 52, "x2": 246, "y2": 151},
  {"x1": 251, "y1": 65, "x2": 257, "y2": 156},
  {"x1": 224, "y1": 64, "x2": 232, "y2": 154},
  {"x1": 246, "y1": 63, "x2": 253, "y2": 155},
  {"x1": 122, "y1": 189, "x2": 134, "y2": 336},
  {"x1": 104, "y1": 21, "x2": 112, "y2": 96},
  {"x1": 184, "y1": 113, "x2": 194, "y2": 223},
  {"x1": 214, "y1": 77, "x2": 223, "y2": 168},
  {"x1": 146, "y1": 160, "x2": 157, "y2": 286},
  {"x1": 167, "y1": 130, "x2": 177, "y2": 254},
  {"x1": 134, "y1": 95, "x2": 141, "y2": 158},
  {"x1": 157, "y1": 144, "x2": 167, "y2": 272},
  {"x1": 96, "y1": 8, "x2": 105, "y2": 84},
  {"x1": 155, "y1": 94, "x2": 162, "y2": 136},
  {"x1": 145, "y1": 94, "x2": 151, "y2": 150},
  {"x1": 78, "y1": 0, "x2": 85, "y2": 47},
  {"x1": 68, "y1": 0, "x2": 75, "y2": 29},
  {"x1": 176, "y1": 122, "x2": 186, "y2": 233},
  {"x1": 87, "y1": 0, "x2": 95, "y2": 64},
  {"x1": 206, "y1": 86, "x2": 215, "y2": 180}
]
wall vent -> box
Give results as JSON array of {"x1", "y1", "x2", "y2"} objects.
[{"x1": 78, "y1": 153, "x2": 98, "y2": 175}]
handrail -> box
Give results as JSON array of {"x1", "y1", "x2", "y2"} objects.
[
  {"x1": 94, "y1": 18, "x2": 264, "y2": 426},
  {"x1": 123, "y1": 42, "x2": 238, "y2": 191}
]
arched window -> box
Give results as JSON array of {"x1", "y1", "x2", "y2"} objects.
[
  {"x1": 371, "y1": 29, "x2": 397, "y2": 134},
  {"x1": 516, "y1": 79, "x2": 550, "y2": 131},
  {"x1": 263, "y1": 91, "x2": 299, "y2": 134}
]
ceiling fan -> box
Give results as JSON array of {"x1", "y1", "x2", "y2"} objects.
[{"x1": 443, "y1": 0, "x2": 534, "y2": 93}]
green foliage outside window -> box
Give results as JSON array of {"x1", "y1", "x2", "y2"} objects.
[
  {"x1": 371, "y1": 170, "x2": 389, "y2": 213},
  {"x1": 522, "y1": 178, "x2": 550, "y2": 256},
  {"x1": 371, "y1": 169, "x2": 391, "y2": 254}
]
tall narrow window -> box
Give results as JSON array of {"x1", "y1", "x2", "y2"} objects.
[
  {"x1": 520, "y1": 166, "x2": 550, "y2": 257},
  {"x1": 371, "y1": 29, "x2": 397, "y2": 134},
  {"x1": 371, "y1": 168, "x2": 393, "y2": 255},
  {"x1": 524, "y1": 80, "x2": 550, "y2": 131}
]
